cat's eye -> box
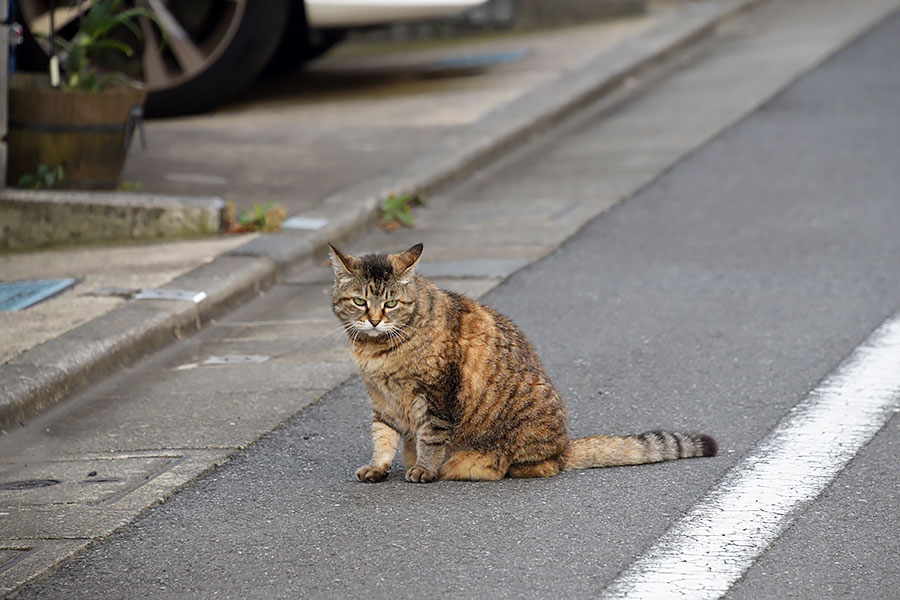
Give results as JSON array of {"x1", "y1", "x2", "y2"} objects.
[
  {"x1": 384, "y1": 299, "x2": 399, "y2": 309},
  {"x1": 352, "y1": 297, "x2": 367, "y2": 307}
]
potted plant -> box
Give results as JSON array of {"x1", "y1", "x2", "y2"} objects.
[{"x1": 6, "y1": 0, "x2": 161, "y2": 189}]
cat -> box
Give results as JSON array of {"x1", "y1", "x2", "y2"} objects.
[{"x1": 329, "y1": 242, "x2": 717, "y2": 483}]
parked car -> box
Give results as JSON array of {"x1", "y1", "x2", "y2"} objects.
[{"x1": 13, "y1": 0, "x2": 489, "y2": 116}]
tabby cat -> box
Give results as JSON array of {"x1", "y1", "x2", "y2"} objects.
[{"x1": 329, "y1": 242, "x2": 717, "y2": 483}]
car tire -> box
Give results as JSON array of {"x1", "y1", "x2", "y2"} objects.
[
  {"x1": 145, "y1": 0, "x2": 293, "y2": 116},
  {"x1": 262, "y1": 2, "x2": 344, "y2": 76}
]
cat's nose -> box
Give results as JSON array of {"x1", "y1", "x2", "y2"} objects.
[{"x1": 369, "y1": 318, "x2": 381, "y2": 327}]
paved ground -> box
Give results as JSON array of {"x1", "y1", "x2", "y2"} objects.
[
  {"x1": 2, "y1": 0, "x2": 899, "y2": 597},
  {"x1": 119, "y1": 15, "x2": 658, "y2": 213}
]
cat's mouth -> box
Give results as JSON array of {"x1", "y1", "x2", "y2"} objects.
[{"x1": 355, "y1": 322, "x2": 388, "y2": 338}]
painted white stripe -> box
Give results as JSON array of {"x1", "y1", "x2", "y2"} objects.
[{"x1": 601, "y1": 311, "x2": 900, "y2": 600}]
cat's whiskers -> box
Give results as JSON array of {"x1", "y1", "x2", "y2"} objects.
[
  {"x1": 342, "y1": 324, "x2": 363, "y2": 343},
  {"x1": 344, "y1": 322, "x2": 366, "y2": 345},
  {"x1": 381, "y1": 323, "x2": 412, "y2": 354},
  {"x1": 323, "y1": 321, "x2": 357, "y2": 340},
  {"x1": 391, "y1": 322, "x2": 415, "y2": 342},
  {"x1": 384, "y1": 329, "x2": 399, "y2": 354},
  {"x1": 393, "y1": 325, "x2": 409, "y2": 342}
]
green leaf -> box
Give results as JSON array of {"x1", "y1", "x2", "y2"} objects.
[
  {"x1": 16, "y1": 163, "x2": 65, "y2": 189},
  {"x1": 51, "y1": 36, "x2": 75, "y2": 53},
  {"x1": 93, "y1": 7, "x2": 151, "y2": 40},
  {"x1": 81, "y1": 0, "x2": 119, "y2": 35},
  {"x1": 85, "y1": 38, "x2": 135, "y2": 57},
  {"x1": 396, "y1": 209, "x2": 414, "y2": 227},
  {"x1": 379, "y1": 193, "x2": 421, "y2": 228},
  {"x1": 17, "y1": 174, "x2": 37, "y2": 188}
]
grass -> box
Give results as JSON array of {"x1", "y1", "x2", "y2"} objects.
[
  {"x1": 16, "y1": 164, "x2": 65, "y2": 189},
  {"x1": 222, "y1": 201, "x2": 286, "y2": 233},
  {"x1": 379, "y1": 193, "x2": 424, "y2": 229}
]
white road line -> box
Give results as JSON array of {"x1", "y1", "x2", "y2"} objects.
[{"x1": 601, "y1": 311, "x2": 900, "y2": 600}]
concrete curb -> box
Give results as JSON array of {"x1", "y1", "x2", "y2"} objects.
[
  {"x1": 0, "y1": 0, "x2": 758, "y2": 430},
  {"x1": 0, "y1": 189, "x2": 224, "y2": 251}
]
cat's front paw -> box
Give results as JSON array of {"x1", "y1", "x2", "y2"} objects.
[
  {"x1": 356, "y1": 464, "x2": 390, "y2": 483},
  {"x1": 405, "y1": 465, "x2": 438, "y2": 483}
]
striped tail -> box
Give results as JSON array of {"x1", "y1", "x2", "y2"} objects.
[{"x1": 560, "y1": 431, "x2": 717, "y2": 470}]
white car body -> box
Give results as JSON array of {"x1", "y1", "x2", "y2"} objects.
[{"x1": 305, "y1": 0, "x2": 489, "y2": 28}]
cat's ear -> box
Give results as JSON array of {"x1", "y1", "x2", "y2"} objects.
[
  {"x1": 395, "y1": 243, "x2": 423, "y2": 281},
  {"x1": 328, "y1": 243, "x2": 357, "y2": 282}
]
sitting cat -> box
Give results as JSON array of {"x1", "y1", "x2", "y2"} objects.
[{"x1": 329, "y1": 242, "x2": 717, "y2": 483}]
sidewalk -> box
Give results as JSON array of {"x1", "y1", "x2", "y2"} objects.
[{"x1": 0, "y1": 0, "x2": 757, "y2": 429}]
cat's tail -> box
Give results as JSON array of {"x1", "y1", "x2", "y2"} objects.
[{"x1": 560, "y1": 431, "x2": 717, "y2": 470}]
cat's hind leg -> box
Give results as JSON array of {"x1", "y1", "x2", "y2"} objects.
[
  {"x1": 439, "y1": 450, "x2": 510, "y2": 481},
  {"x1": 507, "y1": 459, "x2": 561, "y2": 478}
]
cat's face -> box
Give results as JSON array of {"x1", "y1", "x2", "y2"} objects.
[{"x1": 329, "y1": 243, "x2": 423, "y2": 341}]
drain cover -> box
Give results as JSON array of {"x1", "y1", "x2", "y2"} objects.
[
  {"x1": 0, "y1": 479, "x2": 62, "y2": 490},
  {"x1": 0, "y1": 279, "x2": 77, "y2": 311}
]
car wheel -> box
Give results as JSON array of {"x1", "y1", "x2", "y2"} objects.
[
  {"x1": 262, "y1": 2, "x2": 344, "y2": 76},
  {"x1": 15, "y1": 0, "x2": 292, "y2": 116}
]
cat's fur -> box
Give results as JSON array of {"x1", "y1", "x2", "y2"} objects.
[{"x1": 329, "y1": 242, "x2": 717, "y2": 483}]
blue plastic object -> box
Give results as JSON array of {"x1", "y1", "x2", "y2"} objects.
[{"x1": 0, "y1": 278, "x2": 78, "y2": 311}]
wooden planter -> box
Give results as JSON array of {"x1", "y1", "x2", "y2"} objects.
[{"x1": 7, "y1": 74, "x2": 147, "y2": 189}]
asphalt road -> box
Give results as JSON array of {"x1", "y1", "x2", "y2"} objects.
[{"x1": 12, "y1": 8, "x2": 900, "y2": 600}]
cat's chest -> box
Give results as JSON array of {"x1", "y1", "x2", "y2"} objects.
[
  {"x1": 352, "y1": 351, "x2": 397, "y2": 377},
  {"x1": 354, "y1": 354, "x2": 419, "y2": 399},
  {"x1": 352, "y1": 351, "x2": 425, "y2": 434},
  {"x1": 351, "y1": 344, "x2": 432, "y2": 386}
]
